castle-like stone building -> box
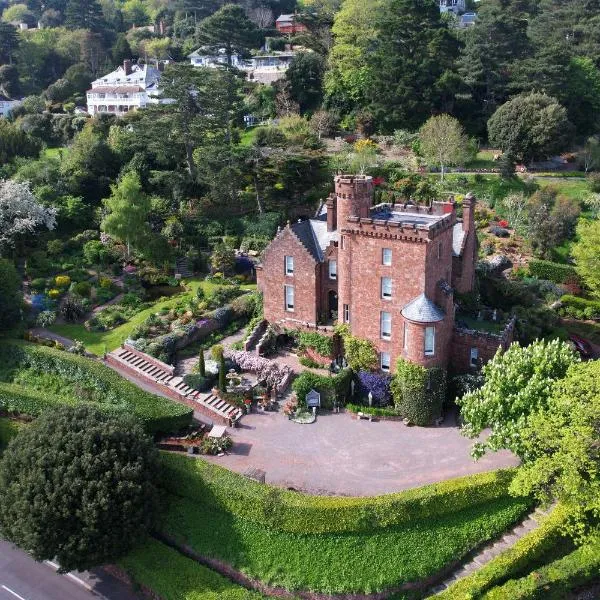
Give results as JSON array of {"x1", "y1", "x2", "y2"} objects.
[{"x1": 256, "y1": 175, "x2": 512, "y2": 373}]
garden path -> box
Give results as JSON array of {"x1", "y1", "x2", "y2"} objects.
[
  {"x1": 428, "y1": 505, "x2": 554, "y2": 596},
  {"x1": 91, "y1": 292, "x2": 124, "y2": 314},
  {"x1": 28, "y1": 328, "x2": 75, "y2": 349},
  {"x1": 175, "y1": 327, "x2": 248, "y2": 376}
]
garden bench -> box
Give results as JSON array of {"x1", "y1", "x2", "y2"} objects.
[{"x1": 357, "y1": 411, "x2": 373, "y2": 422}]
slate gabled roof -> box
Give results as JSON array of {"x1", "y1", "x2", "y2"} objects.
[
  {"x1": 290, "y1": 220, "x2": 322, "y2": 262},
  {"x1": 401, "y1": 293, "x2": 445, "y2": 323}
]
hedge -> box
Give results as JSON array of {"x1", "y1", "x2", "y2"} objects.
[
  {"x1": 160, "y1": 452, "x2": 519, "y2": 535},
  {"x1": 297, "y1": 331, "x2": 334, "y2": 356},
  {"x1": 0, "y1": 342, "x2": 193, "y2": 434},
  {"x1": 291, "y1": 368, "x2": 353, "y2": 409},
  {"x1": 435, "y1": 504, "x2": 570, "y2": 600},
  {"x1": 346, "y1": 403, "x2": 399, "y2": 418},
  {"x1": 481, "y1": 541, "x2": 600, "y2": 599},
  {"x1": 120, "y1": 537, "x2": 262, "y2": 600},
  {"x1": 528, "y1": 260, "x2": 578, "y2": 284},
  {"x1": 558, "y1": 294, "x2": 600, "y2": 320}
]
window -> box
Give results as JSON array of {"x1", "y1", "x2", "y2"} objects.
[
  {"x1": 380, "y1": 352, "x2": 391, "y2": 371},
  {"x1": 328, "y1": 260, "x2": 337, "y2": 280},
  {"x1": 343, "y1": 304, "x2": 350, "y2": 323},
  {"x1": 403, "y1": 321, "x2": 409, "y2": 350},
  {"x1": 285, "y1": 255, "x2": 294, "y2": 276},
  {"x1": 382, "y1": 248, "x2": 392, "y2": 266},
  {"x1": 284, "y1": 285, "x2": 294, "y2": 311},
  {"x1": 470, "y1": 347, "x2": 479, "y2": 367},
  {"x1": 381, "y1": 277, "x2": 392, "y2": 299},
  {"x1": 380, "y1": 311, "x2": 391, "y2": 340},
  {"x1": 424, "y1": 326, "x2": 435, "y2": 356}
]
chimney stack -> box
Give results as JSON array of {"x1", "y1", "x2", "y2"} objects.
[
  {"x1": 462, "y1": 192, "x2": 476, "y2": 233},
  {"x1": 326, "y1": 193, "x2": 337, "y2": 232},
  {"x1": 123, "y1": 59, "x2": 132, "y2": 75}
]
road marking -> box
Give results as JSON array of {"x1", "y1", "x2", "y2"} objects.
[
  {"x1": 44, "y1": 562, "x2": 93, "y2": 592},
  {"x1": 1, "y1": 585, "x2": 29, "y2": 600}
]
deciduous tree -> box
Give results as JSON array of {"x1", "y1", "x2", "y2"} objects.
[
  {"x1": 418, "y1": 114, "x2": 468, "y2": 180},
  {"x1": 572, "y1": 218, "x2": 600, "y2": 299},
  {"x1": 0, "y1": 406, "x2": 159, "y2": 572},
  {"x1": 458, "y1": 338, "x2": 578, "y2": 459}
]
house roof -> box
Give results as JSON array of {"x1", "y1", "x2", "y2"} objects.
[
  {"x1": 91, "y1": 63, "x2": 161, "y2": 90},
  {"x1": 452, "y1": 222, "x2": 466, "y2": 256},
  {"x1": 86, "y1": 86, "x2": 144, "y2": 94},
  {"x1": 276, "y1": 13, "x2": 294, "y2": 22},
  {"x1": 290, "y1": 217, "x2": 338, "y2": 263},
  {"x1": 401, "y1": 293, "x2": 445, "y2": 323}
]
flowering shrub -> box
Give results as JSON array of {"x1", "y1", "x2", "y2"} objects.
[
  {"x1": 357, "y1": 370, "x2": 392, "y2": 406},
  {"x1": 498, "y1": 219, "x2": 509, "y2": 228},
  {"x1": 213, "y1": 306, "x2": 233, "y2": 326},
  {"x1": 48, "y1": 288, "x2": 61, "y2": 299},
  {"x1": 55, "y1": 275, "x2": 71, "y2": 288},
  {"x1": 283, "y1": 395, "x2": 299, "y2": 416},
  {"x1": 228, "y1": 350, "x2": 291, "y2": 388},
  {"x1": 35, "y1": 310, "x2": 56, "y2": 328}
]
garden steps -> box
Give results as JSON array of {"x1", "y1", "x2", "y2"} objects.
[
  {"x1": 106, "y1": 346, "x2": 243, "y2": 425},
  {"x1": 428, "y1": 508, "x2": 546, "y2": 596}
]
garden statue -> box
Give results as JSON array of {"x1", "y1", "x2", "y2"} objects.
[{"x1": 368, "y1": 391, "x2": 373, "y2": 407}]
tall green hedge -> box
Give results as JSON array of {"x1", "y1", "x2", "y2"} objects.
[
  {"x1": 481, "y1": 541, "x2": 600, "y2": 599},
  {"x1": 0, "y1": 342, "x2": 192, "y2": 434},
  {"x1": 435, "y1": 505, "x2": 570, "y2": 600},
  {"x1": 291, "y1": 368, "x2": 352, "y2": 408},
  {"x1": 392, "y1": 359, "x2": 446, "y2": 425},
  {"x1": 528, "y1": 260, "x2": 578, "y2": 284},
  {"x1": 160, "y1": 453, "x2": 519, "y2": 535},
  {"x1": 558, "y1": 294, "x2": 600, "y2": 320}
]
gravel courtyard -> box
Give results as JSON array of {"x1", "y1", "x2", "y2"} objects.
[{"x1": 202, "y1": 408, "x2": 519, "y2": 496}]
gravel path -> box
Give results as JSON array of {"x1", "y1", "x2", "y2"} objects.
[{"x1": 29, "y1": 328, "x2": 75, "y2": 349}]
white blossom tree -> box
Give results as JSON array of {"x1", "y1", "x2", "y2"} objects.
[{"x1": 0, "y1": 180, "x2": 57, "y2": 255}]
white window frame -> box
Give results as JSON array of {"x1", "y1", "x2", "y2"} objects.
[
  {"x1": 424, "y1": 326, "x2": 435, "y2": 356},
  {"x1": 343, "y1": 303, "x2": 350, "y2": 323},
  {"x1": 470, "y1": 347, "x2": 479, "y2": 367},
  {"x1": 381, "y1": 277, "x2": 392, "y2": 300},
  {"x1": 284, "y1": 285, "x2": 294, "y2": 312},
  {"x1": 403, "y1": 321, "x2": 409, "y2": 350},
  {"x1": 380, "y1": 311, "x2": 391, "y2": 340},
  {"x1": 380, "y1": 351, "x2": 391, "y2": 372},
  {"x1": 382, "y1": 248, "x2": 392, "y2": 266},
  {"x1": 285, "y1": 255, "x2": 294, "y2": 276},
  {"x1": 328, "y1": 259, "x2": 337, "y2": 280}
]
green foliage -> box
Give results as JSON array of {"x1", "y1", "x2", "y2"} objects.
[
  {"x1": 210, "y1": 243, "x2": 236, "y2": 276},
  {"x1": 482, "y1": 541, "x2": 600, "y2": 599},
  {"x1": 0, "y1": 405, "x2": 159, "y2": 572},
  {"x1": 183, "y1": 374, "x2": 214, "y2": 392},
  {"x1": 346, "y1": 403, "x2": 399, "y2": 417},
  {"x1": 527, "y1": 259, "x2": 578, "y2": 284},
  {"x1": 572, "y1": 217, "x2": 600, "y2": 299},
  {"x1": 285, "y1": 51, "x2": 326, "y2": 113},
  {"x1": 436, "y1": 505, "x2": 571, "y2": 600},
  {"x1": 120, "y1": 537, "x2": 263, "y2": 600},
  {"x1": 0, "y1": 342, "x2": 192, "y2": 433},
  {"x1": 336, "y1": 324, "x2": 378, "y2": 371},
  {"x1": 297, "y1": 331, "x2": 334, "y2": 356},
  {"x1": 0, "y1": 259, "x2": 22, "y2": 331},
  {"x1": 198, "y1": 349, "x2": 206, "y2": 377},
  {"x1": 291, "y1": 368, "x2": 352, "y2": 409},
  {"x1": 509, "y1": 360, "x2": 600, "y2": 543},
  {"x1": 488, "y1": 93, "x2": 573, "y2": 163},
  {"x1": 419, "y1": 114, "x2": 469, "y2": 178},
  {"x1": 159, "y1": 452, "x2": 519, "y2": 535},
  {"x1": 0, "y1": 417, "x2": 24, "y2": 452},
  {"x1": 163, "y1": 493, "x2": 527, "y2": 594},
  {"x1": 458, "y1": 339, "x2": 578, "y2": 459},
  {"x1": 101, "y1": 171, "x2": 150, "y2": 257},
  {"x1": 557, "y1": 294, "x2": 600, "y2": 320},
  {"x1": 391, "y1": 359, "x2": 446, "y2": 426}
]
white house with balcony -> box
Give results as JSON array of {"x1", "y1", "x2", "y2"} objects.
[
  {"x1": 86, "y1": 60, "x2": 169, "y2": 117},
  {"x1": 439, "y1": 0, "x2": 466, "y2": 13},
  {"x1": 188, "y1": 47, "x2": 247, "y2": 69},
  {"x1": 246, "y1": 51, "x2": 296, "y2": 84}
]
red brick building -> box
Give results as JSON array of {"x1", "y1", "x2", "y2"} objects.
[
  {"x1": 256, "y1": 175, "x2": 512, "y2": 373},
  {"x1": 275, "y1": 14, "x2": 308, "y2": 34}
]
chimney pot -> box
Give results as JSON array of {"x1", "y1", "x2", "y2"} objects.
[{"x1": 123, "y1": 59, "x2": 132, "y2": 75}]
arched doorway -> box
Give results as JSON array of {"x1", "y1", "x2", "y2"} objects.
[{"x1": 328, "y1": 290, "x2": 338, "y2": 319}]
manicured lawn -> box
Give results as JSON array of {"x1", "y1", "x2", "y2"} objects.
[
  {"x1": 43, "y1": 146, "x2": 69, "y2": 160},
  {"x1": 239, "y1": 128, "x2": 259, "y2": 147},
  {"x1": 465, "y1": 149, "x2": 499, "y2": 170},
  {"x1": 161, "y1": 495, "x2": 529, "y2": 594},
  {"x1": 536, "y1": 176, "x2": 588, "y2": 203},
  {"x1": 121, "y1": 538, "x2": 263, "y2": 600},
  {"x1": 47, "y1": 279, "x2": 256, "y2": 356}
]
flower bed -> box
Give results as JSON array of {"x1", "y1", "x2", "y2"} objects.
[{"x1": 227, "y1": 350, "x2": 292, "y2": 390}]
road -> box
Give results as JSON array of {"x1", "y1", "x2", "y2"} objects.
[{"x1": 0, "y1": 540, "x2": 141, "y2": 600}]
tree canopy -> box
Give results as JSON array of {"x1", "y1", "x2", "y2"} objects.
[
  {"x1": 0, "y1": 405, "x2": 159, "y2": 572},
  {"x1": 418, "y1": 114, "x2": 469, "y2": 179},
  {"x1": 458, "y1": 338, "x2": 578, "y2": 459},
  {"x1": 572, "y1": 218, "x2": 600, "y2": 299}
]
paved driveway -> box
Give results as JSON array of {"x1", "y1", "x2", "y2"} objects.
[{"x1": 203, "y1": 409, "x2": 519, "y2": 496}]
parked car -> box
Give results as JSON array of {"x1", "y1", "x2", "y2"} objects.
[{"x1": 569, "y1": 334, "x2": 594, "y2": 359}]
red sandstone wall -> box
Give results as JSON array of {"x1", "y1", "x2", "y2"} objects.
[{"x1": 258, "y1": 227, "x2": 319, "y2": 325}]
